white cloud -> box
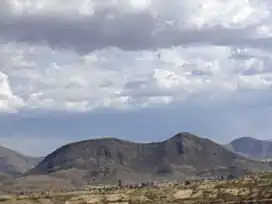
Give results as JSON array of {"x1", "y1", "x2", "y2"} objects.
[
  {"x1": 185, "y1": 0, "x2": 269, "y2": 28},
  {"x1": 0, "y1": 72, "x2": 23, "y2": 112},
  {"x1": 0, "y1": 42, "x2": 271, "y2": 112}
]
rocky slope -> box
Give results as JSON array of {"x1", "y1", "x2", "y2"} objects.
[
  {"x1": 225, "y1": 137, "x2": 272, "y2": 160},
  {"x1": 0, "y1": 145, "x2": 42, "y2": 175},
  {"x1": 28, "y1": 133, "x2": 268, "y2": 186}
]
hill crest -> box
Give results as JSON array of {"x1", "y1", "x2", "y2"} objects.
[
  {"x1": 0, "y1": 145, "x2": 42, "y2": 175},
  {"x1": 28, "y1": 132, "x2": 268, "y2": 186},
  {"x1": 225, "y1": 137, "x2": 272, "y2": 160}
]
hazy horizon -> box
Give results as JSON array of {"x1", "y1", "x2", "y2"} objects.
[{"x1": 1, "y1": 129, "x2": 271, "y2": 157}]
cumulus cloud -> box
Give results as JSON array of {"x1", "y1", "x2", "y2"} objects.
[
  {"x1": 0, "y1": 0, "x2": 272, "y2": 53},
  {"x1": 0, "y1": 71, "x2": 23, "y2": 112},
  {"x1": 0, "y1": 42, "x2": 271, "y2": 112}
]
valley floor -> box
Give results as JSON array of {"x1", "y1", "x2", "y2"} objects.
[{"x1": 0, "y1": 173, "x2": 272, "y2": 204}]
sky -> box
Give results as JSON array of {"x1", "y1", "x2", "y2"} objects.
[{"x1": 0, "y1": 0, "x2": 272, "y2": 156}]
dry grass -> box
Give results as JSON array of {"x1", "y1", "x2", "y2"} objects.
[{"x1": 0, "y1": 172, "x2": 271, "y2": 204}]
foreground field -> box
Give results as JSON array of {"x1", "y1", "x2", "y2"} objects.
[{"x1": 0, "y1": 173, "x2": 271, "y2": 204}]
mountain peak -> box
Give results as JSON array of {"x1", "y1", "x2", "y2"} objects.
[
  {"x1": 225, "y1": 137, "x2": 272, "y2": 160},
  {"x1": 231, "y1": 137, "x2": 257, "y2": 143},
  {"x1": 169, "y1": 132, "x2": 199, "y2": 140},
  {"x1": 0, "y1": 145, "x2": 42, "y2": 175},
  {"x1": 29, "y1": 132, "x2": 267, "y2": 186}
]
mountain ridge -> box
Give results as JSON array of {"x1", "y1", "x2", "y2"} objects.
[
  {"x1": 0, "y1": 145, "x2": 42, "y2": 175},
  {"x1": 225, "y1": 137, "x2": 272, "y2": 160},
  {"x1": 27, "y1": 132, "x2": 268, "y2": 186}
]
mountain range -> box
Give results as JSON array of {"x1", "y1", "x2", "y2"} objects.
[
  {"x1": 0, "y1": 145, "x2": 42, "y2": 175},
  {"x1": 225, "y1": 137, "x2": 272, "y2": 160},
  {"x1": 27, "y1": 133, "x2": 270, "y2": 185},
  {"x1": 0, "y1": 133, "x2": 271, "y2": 192}
]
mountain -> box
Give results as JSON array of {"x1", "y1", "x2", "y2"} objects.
[
  {"x1": 225, "y1": 137, "x2": 272, "y2": 160},
  {"x1": 28, "y1": 133, "x2": 268, "y2": 186},
  {"x1": 0, "y1": 145, "x2": 42, "y2": 175}
]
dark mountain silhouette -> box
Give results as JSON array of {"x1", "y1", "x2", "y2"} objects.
[
  {"x1": 0, "y1": 145, "x2": 42, "y2": 175},
  {"x1": 28, "y1": 133, "x2": 268, "y2": 186},
  {"x1": 225, "y1": 137, "x2": 272, "y2": 160}
]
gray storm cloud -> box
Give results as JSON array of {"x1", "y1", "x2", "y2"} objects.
[{"x1": 0, "y1": 0, "x2": 271, "y2": 53}]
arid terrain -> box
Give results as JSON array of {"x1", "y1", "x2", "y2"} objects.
[
  {"x1": 0, "y1": 133, "x2": 271, "y2": 203},
  {"x1": 0, "y1": 173, "x2": 271, "y2": 204}
]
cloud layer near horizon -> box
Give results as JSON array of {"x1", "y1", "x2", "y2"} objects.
[{"x1": 0, "y1": 0, "x2": 272, "y2": 156}]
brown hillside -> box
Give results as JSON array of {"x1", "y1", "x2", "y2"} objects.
[{"x1": 27, "y1": 132, "x2": 268, "y2": 186}]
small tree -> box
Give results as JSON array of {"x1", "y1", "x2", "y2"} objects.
[
  {"x1": 118, "y1": 179, "x2": 122, "y2": 188},
  {"x1": 185, "y1": 180, "x2": 191, "y2": 186}
]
